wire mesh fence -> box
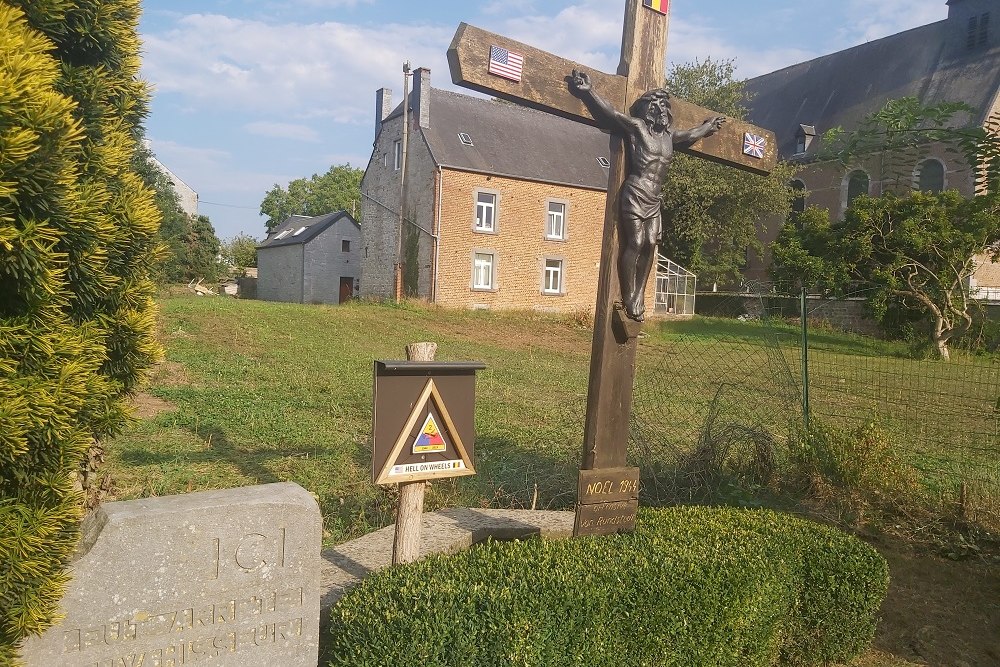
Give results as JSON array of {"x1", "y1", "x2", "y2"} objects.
[{"x1": 630, "y1": 284, "x2": 1000, "y2": 532}]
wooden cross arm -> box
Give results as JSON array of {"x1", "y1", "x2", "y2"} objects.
[{"x1": 447, "y1": 22, "x2": 778, "y2": 175}]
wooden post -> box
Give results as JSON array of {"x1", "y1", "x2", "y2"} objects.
[
  {"x1": 392, "y1": 341, "x2": 438, "y2": 564},
  {"x1": 581, "y1": 1, "x2": 667, "y2": 472}
]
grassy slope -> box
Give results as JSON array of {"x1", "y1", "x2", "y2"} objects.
[{"x1": 108, "y1": 295, "x2": 999, "y2": 546}]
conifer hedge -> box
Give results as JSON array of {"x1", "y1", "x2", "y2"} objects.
[{"x1": 0, "y1": 1, "x2": 160, "y2": 663}]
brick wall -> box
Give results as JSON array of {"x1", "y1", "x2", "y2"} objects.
[{"x1": 435, "y1": 169, "x2": 655, "y2": 314}]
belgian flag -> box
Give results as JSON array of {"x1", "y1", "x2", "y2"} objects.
[{"x1": 642, "y1": 0, "x2": 669, "y2": 15}]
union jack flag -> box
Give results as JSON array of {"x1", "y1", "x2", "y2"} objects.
[
  {"x1": 743, "y1": 132, "x2": 766, "y2": 159},
  {"x1": 488, "y1": 45, "x2": 524, "y2": 82}
]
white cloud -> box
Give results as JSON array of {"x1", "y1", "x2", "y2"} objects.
[
  {"x1": 244, "y1": 121, "x2": 320, "y2": 142},
  {"x1": 141, "y1": 14, "x2": 454, "y2": 123},
  {"x1": 148, "y1": 138, "x2": 291, "y2": 196},
  {"x1": 840, "y1": 0, "x2": 947, "y2": 45}
]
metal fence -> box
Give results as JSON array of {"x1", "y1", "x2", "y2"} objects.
[{"x1": 630, "y1": 285, "x2": 1000, "y2": 530}]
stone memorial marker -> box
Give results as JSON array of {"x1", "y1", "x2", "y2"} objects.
[
  {"x1": 20, "y1": 482, "x2": 321, "y2": 667},
  {"x1": 448, "y1": 0, "x2": 776, "y2": 535}
]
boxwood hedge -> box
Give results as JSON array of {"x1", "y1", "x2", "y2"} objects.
[{"x1": 328, "y1": 506, "x2": 888, "y2": 666}]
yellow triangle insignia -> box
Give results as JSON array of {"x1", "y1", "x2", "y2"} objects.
[{"x1": 375, "y1": 378, "x2": 476, "y2": 484}]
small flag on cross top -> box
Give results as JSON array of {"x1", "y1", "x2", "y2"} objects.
[
  {"x1": 743, "y1": 132, "x2": 767, "y2": 159},
  {"x1": 488, "y1": 45, "x2": 524, "y2": 82},
  {"x1": 642, "y1": 0, "x2": 669, "y2": 15}
]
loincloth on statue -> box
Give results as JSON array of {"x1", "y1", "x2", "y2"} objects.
[{"x1": 619, "y1": 177, "x2": 663, "y2": 240}]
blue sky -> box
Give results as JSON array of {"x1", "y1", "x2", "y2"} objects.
[{"x1": 139, "y1": 0, "x2": 950, "y2": 241}]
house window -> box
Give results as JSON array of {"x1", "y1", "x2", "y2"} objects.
[
  {"x1": 846, "y1": 170, "x2": 870, "y2": 207},
  {"x1": 790, "y1": 179, "x2": 806, "y2": 214},
  {"x1": 459, "y1": 132, "x2": 474, "y2": 146},
  {"x1": 472, "y1": 251, "x2": 496, "y2": 290},
  {"x1": 796, "y1": 136, "x2": 807, "y2": 154},
  {"x1": 275, "y1": 230, "x2": 291, "y2": 240},
  {"x1": 968, "y1": 16, "x2": 979, "y2": 48},
  {"x1": 292, "y1": 226, "x2": 307, "y2": 236},
  {"x1": 474, "y1": 191, "x2": 498, "y2": 233},
  {"x1": 542, "y1": 258, "x2": 564, "y2": 294},
  {"x1": 980, "y1": 13, "x2": 991, "y2": 45},
  {"x1": 916, "y1": 159, "x2": 944, "y2": 193},
  {"x1": 597, "y1": 156, "x2": 611, "y2": 168},
  {"x1": 393, "y1": 140, "x2": 402, "y2": 170},
  {"x1": 546, "y1": 201, "x2": 566, "y2": 240},
  {"x1": 342, "y1": 239, "x2": 351, "y2": 252}
]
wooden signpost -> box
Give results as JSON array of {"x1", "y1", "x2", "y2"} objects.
[
  {"x1": 448, "y1": 0, "x2": 776, "y2": 536},
  {"x1": 372, "y1": 349, "x2": 485, "y2": 563}
]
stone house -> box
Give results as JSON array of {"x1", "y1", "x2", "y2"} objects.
[
  {"x1": 360, "y1": 68, "x2": 663, "y2": 315},
  {"x1": 256, "y1": 211, "x2": 361, "y2": 305},
  {"x1": 145, "y1": 142, "x2": 199, "y2": 217},
  {"x1": 743, "y1": 0, "x2": 1000, "y2": 291}
]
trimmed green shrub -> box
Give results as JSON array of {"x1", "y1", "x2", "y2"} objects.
[
  {"x1": 0, "y1": 1, "x2": 159, "y2": 664},
  {"x1": 328, "y1": 507, "x2": 888, "y2": 667}
]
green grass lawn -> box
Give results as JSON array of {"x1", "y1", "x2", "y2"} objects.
[{"x1": 105, "y1": 295, "x2": 1000, "y2": 545}]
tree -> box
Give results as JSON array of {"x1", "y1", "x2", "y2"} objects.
[
  {"x1": 220, "y1": 233, "x2": 258, "y2": 273},
  {"x1": 773, "y1": 97, "x2": 1000, "y2": 359},
  {"x1": 0, "y1": 1, "x2": 160, "y2": 660},
  {"x1": 659, "y1": 58, "x2": 799, "y2": 287},
  {"x1": 158, "y1": 214, "x2": 222, "y2": 283},
  {"x1": 817, "y1": 97, "x2": 1000, "y2": 193},
  {"x1": 132, "y1": 143, "x2": 223, "y2": 283},
  {"x1": 772, "y1": 191, "x2": 1000, "y2": 359},
  {"x1": 260, "y1": 164, "x2": 362, "y2": 233}
]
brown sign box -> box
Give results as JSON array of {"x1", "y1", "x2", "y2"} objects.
[{"x1": 372, "y1": 361, "x2": 485, "y2": 485}]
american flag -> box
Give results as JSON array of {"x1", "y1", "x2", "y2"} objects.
[
  {"x1": 488, "y1": 45, "x2": 524, "y2": 82},
  {"x1": 743, "y1": 132, "x2": 767, "y2": 159}
]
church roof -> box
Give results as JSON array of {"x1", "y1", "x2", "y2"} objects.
[{"x1": 745, "y1": 15, "x2": 1000, "y2": 159}]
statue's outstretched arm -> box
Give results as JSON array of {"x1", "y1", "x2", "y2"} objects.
[
  {"x1": 569, "y1": 69, "x2": 634, "y2": 133},
  {"x1": 674, "y1": 116, "x2": 726, "y2": 146}
]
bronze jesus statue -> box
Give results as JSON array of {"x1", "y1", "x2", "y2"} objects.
[{"x1": 570, "y1": 69, "x2": 725, "y2": 322}]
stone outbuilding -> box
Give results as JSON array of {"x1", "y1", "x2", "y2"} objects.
[{"x1": 256, "y1": 211, "x2": 361, "y2": 305}]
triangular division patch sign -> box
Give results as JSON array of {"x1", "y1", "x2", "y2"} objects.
[
  {"x1": 413, "y1": 413, "x2": 447, "y2": 453},
  {"x1": 375, "y1": 378, "x2": 476, "y2": 484}
]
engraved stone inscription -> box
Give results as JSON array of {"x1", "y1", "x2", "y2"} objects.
[{"x1": 20, "y1": 483, "x2": 322, "y2": 667}]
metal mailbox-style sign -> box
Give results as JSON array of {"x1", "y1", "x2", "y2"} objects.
[{"x1": 372, "y1": 361, "x2": 485, "y2": 486}]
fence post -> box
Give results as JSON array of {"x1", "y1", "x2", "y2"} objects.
[
  {"x1": 392, "y1": 341, "x2": 437, "y2": 565},
  {"x1": 800, "y1": 287, "x2": 810, "y2": 433}
]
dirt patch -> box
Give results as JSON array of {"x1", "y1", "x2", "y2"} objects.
[
  {"x1": 873, "y1": 541, "x2": 1000, "y2": 666},
  {"x1": 150, "y1": 360, "x2": 192, "y2": 388},
  {"x1": 132, "y1": 392, "x2": 176, "y2": 419}
]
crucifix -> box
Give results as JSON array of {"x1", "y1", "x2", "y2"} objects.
[{"x1": 448, "y1": 0, "x2": 776, "y2": 536}]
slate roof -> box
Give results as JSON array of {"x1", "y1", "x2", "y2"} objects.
[
  {"x1": 386, "y1": 89, "x2": 612, "y2": 190},
  {"x1": 258, "y1": 211, "x2": 359, "y2": 249},
  {"x1": 745, "y1": 16, "x2": 1000, "y2": 159}
]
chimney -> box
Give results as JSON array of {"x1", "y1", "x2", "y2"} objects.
[
  {"x1": 375, "y1": 87, "x2": 392, "y2": 139},
  {"x1": 411, "y1": 67, "x2": 431, "y2": 129}
]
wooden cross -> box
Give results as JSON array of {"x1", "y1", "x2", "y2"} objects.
[{"x1": 447, "y1": 0, "x2": 776, "y2": 536}]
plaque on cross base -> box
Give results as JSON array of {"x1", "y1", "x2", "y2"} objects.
[{"x1": 574, "y1": 467, "x2": 640, "y2": 536}]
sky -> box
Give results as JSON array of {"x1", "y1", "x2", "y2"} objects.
[{"x1": 138, "y1": 0, "x2": 951, "y2": 241}]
